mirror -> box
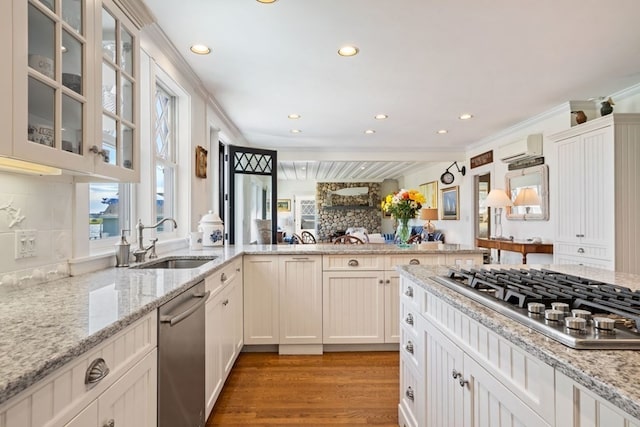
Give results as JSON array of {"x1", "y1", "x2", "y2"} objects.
[
  {"x1": 505, "y1": 165, "x2": 549, "y2": 220},
  {"x1": 474, "y1": 173, "x2": 491, "y2": 238}
]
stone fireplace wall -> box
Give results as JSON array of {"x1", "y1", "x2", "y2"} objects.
[{"x1": 316, "y1": 182, "x2": 382, "y2": 242}]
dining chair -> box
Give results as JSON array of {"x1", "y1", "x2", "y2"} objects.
[
  {"x1": 301, "y1": 231, "x2": 317, "y2": 244},
  {"x1": 333, "y1": 235, "x2": 364, "y2": 244}
]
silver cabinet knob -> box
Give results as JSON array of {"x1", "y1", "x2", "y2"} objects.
[
  {"x1": 452, "y1": 369, "x2": 462, "y2": 379},
  {"x1": 222, "y1": 299, "x2": 229, "y2": 306},
  {"x1": 379, "y1": 279, "x2": 384, "y2": 284},
  {"x1": 103, "y1": 420, "x2": 115, "y2": 427},
  {"x1": 405, "y1": 313, "x2": 414, "y2": 325},
  {"x1": 405, "y1": 386, "x2": 414, "y2": 401},
  {"x1": 576, "y1": 234, "x2": 585, "y2": 238},
  {"x1": 221, "y1": 273, "x2": 227, "y2": 282},
  {"x1": 577, "y1": 248, "x2": 585, "y2": 254},
  {"x1": 409, "y1": 258, "x2": 420, "y2": 265},
  {"x1": 459, "y1": 378, "x2": 469, "y2": 387},
  {"x1": 348, "y1": 259, "x2": 359, "y2": 267},
  {"x1": 85, "y1": 358, "x2": 110, "y2": 389},
  {"x1": 405, "y1": 341, "x2": 414, "y2": 354},
  {"x1": 404, "y1": 286, "x2": 414, "y2": 298}
]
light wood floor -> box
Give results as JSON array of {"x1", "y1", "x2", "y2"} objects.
[{"x1": 206, "y1": 351, "x2": 400, "y2": 426}]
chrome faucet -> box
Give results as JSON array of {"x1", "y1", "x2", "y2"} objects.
[{"x1": 133, "y1": 217, "x2": 178, "y2": 262}]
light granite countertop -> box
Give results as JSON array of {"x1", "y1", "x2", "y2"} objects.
[
  {"x1": 0, "y1": 243, "x2": 484, "y2": 406},
  {"x1": 398, "y1": 263, "x2": 640, "y2": 420}
]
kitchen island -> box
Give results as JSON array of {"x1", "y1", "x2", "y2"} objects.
[
  {"x1": 0, "y1": 243, "x2": 483, "y2": 420},
  {"x1": 398, "y1": 264, "x2": 640, "y2": 426}
]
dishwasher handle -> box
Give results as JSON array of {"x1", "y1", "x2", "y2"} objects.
[{"x1": 160, "y1": 291, "x2": 210, "y2": 326}]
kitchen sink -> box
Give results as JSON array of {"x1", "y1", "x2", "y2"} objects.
[{"x1": 131, "y1": 256, "x2": 216, "y2": 269}]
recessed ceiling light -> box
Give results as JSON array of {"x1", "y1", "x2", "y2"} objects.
[
  {"x1": 437, "y1": 129, "x2": 448, "y2": 134},
  {"x1": 190, "y1": 44, "x2": 211, "y2": 55},
  {"x1": 288, "y1": 114, "x2": 301, "y2": 119},
  {"x1": 256, "y1": 0, "x2": 277, "y2": 3},
  {"x1": 374, "y1": 114, "x2": 388, "y2": 120},
  {"x1": 364, "y1": 129, "x2": 376, "y2": 134},
  {"x1": 459, "y1": 113, "x2": 473, "y2": 120},
  {"x1": 290, "y1": 129, "x2": 302, "y2": 133},
  {"x1": 338, "y1": 45, "x2": 359, "y2": 57}
]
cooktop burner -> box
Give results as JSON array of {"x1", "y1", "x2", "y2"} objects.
[{"x1": 432, "y1": 268, "x2": 640, "y2": 349}]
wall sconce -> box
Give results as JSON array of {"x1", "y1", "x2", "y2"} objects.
[
  {"x1": 513, "y1": 187, "x2": 540, "y2": 219},
  {"x1": 420, "y1": 208, "x2": 438, "y2": 234},
  {"x1": 440, "y1": 161, "x2": 466, "y2": 185},
  {"x1": 483, "y1": 189, "x2": 513, "y2": 240}
]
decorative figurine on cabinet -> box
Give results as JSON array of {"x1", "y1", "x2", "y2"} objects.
[
  {"x1": 572, "y1": 110, "x2": 588, "y2": 124},
  {"x1": 600, "y1": 97, "x2": 615, "y2": 116}
]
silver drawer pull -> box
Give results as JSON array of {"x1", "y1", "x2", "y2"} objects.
[
  {"x1": 576, "y1": 234, "x2": 585, "y2": 238},
  {"x1": 405, "y1": 386, "x2": 414, "y2": 401},
  {"x1": 222, "y1": 299, "x2": 229, "y2": 306},
  {"x1": 577, "y1": 248, "x2": 585, "y2": 254},
  {"x1": 405, "y1": 313, "x2": 414, "y2": 325},
  {"x1": 85, "y1": 358, "x2": 110, "y2": 388},
  {"x1": 404, "y1": 286, "x2": 414, "y2": 298},
  {"x1": 221, "y1": 273, "x2": 227, "y2": 282},
  {"x1": 452, "y1": 369, "x2": 462, "y2": 379},
  {"x1": 409, "y1": 258, "x2": 420, "y2": 265},
  {"x1": 103, "y1": 420, "x2": 115, "y2": 427},
  {"x1": 459, "y1": 377, "x2": 469, "y2": 387},
  {"x1": 405, "y1": 341, "x2": 414, "y2": 354},
  {"x1": 348, "y1": 259, "x2": 359, "y2": 267}
]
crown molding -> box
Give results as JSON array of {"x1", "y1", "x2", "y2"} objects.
[{"x1": 112, "y1": 0, "x2": 155, "y2": 28}]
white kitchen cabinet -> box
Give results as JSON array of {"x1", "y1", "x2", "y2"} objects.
[
  {"x1": 323, "y1": 269, "x2": 385, "y2": 344},
  {"x1": 279, "y1": 255, "x2": 322, "y2": 346},
  {"x1": 0, "y1": 0, "x2": 12, "y2": 157},
  {"x1": 0, "y1": 311, "x2": 157, "y2": 427},
  {"x1": 551, "y1": 114, "x2": 640, "y2": 273},
  {"x1": 399, "y1": 275, "x2": 557, "y2": 427},
  {"x1": 555, "y1": 371, "x2": 640, "y2": 427},
  {"x1": 8, "y1": 0, "x2": 141, "y2": 180},
  {"x1": 243, "y1": 255, "x2": 279, "y2": 344},
  {"x1": 205, "y1": 259, "x2": 243, "y2": 416}
]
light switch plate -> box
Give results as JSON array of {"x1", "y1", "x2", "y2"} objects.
[{"x1": 15, "y1": 229, "x2": 37, "y2": 259}]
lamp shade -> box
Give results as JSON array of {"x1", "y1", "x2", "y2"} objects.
[
  {"x1": 513, "y1": 188, "x2": 540, "y2": 206},
  {"x1": 420, "y1": 208, "x2": 438, "y2": 221},
  {"x1": 483, "y1": 189, "x2": 513, "y2": 208}
]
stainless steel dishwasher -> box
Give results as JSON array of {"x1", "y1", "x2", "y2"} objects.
[{"x1": 158, "y1": 280, "x2": 209, "y2": 427}]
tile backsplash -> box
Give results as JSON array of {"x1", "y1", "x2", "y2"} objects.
[{"x1": 0, "y1": 172, "x2": 73, "y2": 285}]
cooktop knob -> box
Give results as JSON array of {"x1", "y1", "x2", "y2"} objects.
[
  {"x1": 593, "y1": 317, "x2": 616, "y2": 332},
  {"x1": 545, "y1": 309, "x2": 566, "y2": 321},
  {"x1": 564, "y1": 316, "x2": 587, "y2": 331},
  {"x1": 571, "y1": 309, "x2": 592, "y2": 322},
  {"x1": 527, "y1": 302, "x2": 546, "y2": 314},
  {"x1": 551, "y1": 302, "x2": 570, "y2": 313}
]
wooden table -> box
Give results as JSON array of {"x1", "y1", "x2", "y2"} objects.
[{"x1": 475, "y1": 238, "x2": 553, "y2": 264}]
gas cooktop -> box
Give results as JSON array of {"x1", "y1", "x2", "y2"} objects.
[{"x1": 433, "y1": 268, "x2": 640, "y2": 349}]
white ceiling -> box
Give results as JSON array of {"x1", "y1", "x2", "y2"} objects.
[{"x1": 143, "y1": 0, "x2": 640, "y2": 180}]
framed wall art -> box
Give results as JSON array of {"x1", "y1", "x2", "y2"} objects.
[
  {"x1": 277, "y1": 199, "x2": 291, "y2": 212},
  {"x1": 441, "y1": 186, "x2": 459, "y2": 220},
  {"x1": 419, "y1": 180, "x2": 438, "y2": 209},
  {"x1": 195, "y1": 145, "x2": 208, "y2": 178}
]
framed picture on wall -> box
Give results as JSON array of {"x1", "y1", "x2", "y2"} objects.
[
  {"x1": 277, "y1": 199, "x2": 291, "y2": 212},
  {"x1": 419, "y1": 180, "x2": 438, "y2": 209},
  {"x1": 195, "y1": 145, "x2": 208, "y2": 178},
  {"x1": 441, "y1": 186, "x2": 459, "y2": 220}
]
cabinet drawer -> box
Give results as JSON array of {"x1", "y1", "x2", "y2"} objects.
[
  {"x1": 206, "y1": 258, "x2": 242, "y2": 297},
  {"x1": 384, "y1": 254, "x2": 442, "y2": 270},
  {"x1": 445, "y1": 253, "x2": 484, "y2": 267},
  {"x1": 400, "y1": 301, "x2": 418, "y2": 338},
  {"x1": 400, "y1": 324, "x2": 421, "y2": 372},
  {"x1": 399, "y1": 358, "x2": 422, "y2": 427},
  {"x1": 554, "y1": 254, "x2": 614, "y2": 269},
  {"x1": 555, "y1": 242, "x2": 612, "y2": 261},
  {"x1": 322, "y1": 254, "x2": 383, "y2": 271},
  {"x1": 400, "y1": 278, "x2": 423, "y2": 313},
  {"x1": 0, "y1": 311, "x2": 157, "y2": 427}
]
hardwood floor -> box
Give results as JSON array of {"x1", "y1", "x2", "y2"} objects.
[{"x1": 207, "y1": 351, "x2": 400, "y2": 426}]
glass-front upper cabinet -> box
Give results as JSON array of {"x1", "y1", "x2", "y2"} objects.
[
  {"x1": 0, "y1": 1, "x2": 12, "y2": 156},
  {"x1": 11, "y1": 0, "x2": 94, "y2": 172},
  {"x1": 11, "y1": 0, "x2": 140, "y2": 181},
  {"x1": 93, "y1": 0, "x2": 139, "y2": 182}
]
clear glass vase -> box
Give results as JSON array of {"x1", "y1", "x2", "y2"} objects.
[{"x1": 396, "y1": 217, "x2": 411, "y2": 248}]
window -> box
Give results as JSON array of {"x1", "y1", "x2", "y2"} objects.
[
  {"x1": 89, "y1": 183, "x2": 131, "y2": 240},
  {"x1": 154, "y1": 84, "x2": 176, "y2": 231}
]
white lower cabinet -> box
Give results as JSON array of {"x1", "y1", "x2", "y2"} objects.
[
  {"x1": 555, "y1": 371, "x2": 640, "y2": 427},
  {"x1": 205, "y1": 259, "x2": 243, "y2": 417},
  {"x1": 0, "y1": 312, "x2": 157, "y2": 427},
  {"x1": 243, "y1": 255, "x2": 280, "y2": 344}
]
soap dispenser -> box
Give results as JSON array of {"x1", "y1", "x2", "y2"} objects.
[{"x1": 115, "y1": 229, "x2": 131, "y2": 267}]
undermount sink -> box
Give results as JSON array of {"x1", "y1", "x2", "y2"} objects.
[{"x1": 131, "y1": 256, "x2": 216, "y2": 269}]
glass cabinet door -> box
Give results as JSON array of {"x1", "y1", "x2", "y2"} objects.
[
  {"x1": 27, "y1": 0, "x2": 86, "y2": 158},
  {"x1": 99, "y1": 4, "x2": 137, "y2": 174}
]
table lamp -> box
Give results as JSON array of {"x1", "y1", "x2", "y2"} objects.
[
  {"x1": 420, "y1": 208, "x2": 438, "y2": 234},
  {"x1": 513, "y1": 187, "x2": 540, "y2": 219},
  {"x1": 483, "y1": 189, "x2": 513, "y2": 239}
]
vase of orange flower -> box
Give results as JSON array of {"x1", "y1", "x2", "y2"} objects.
[{"x1": 381, "y1": 189, "x2": 426, "y2": 247}]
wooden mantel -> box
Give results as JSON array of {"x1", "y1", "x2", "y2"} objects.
[{"x1": 476, "y1": 238, "x2": 553, "y2": 264}]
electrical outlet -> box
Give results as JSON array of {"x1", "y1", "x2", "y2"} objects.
[{"x1": 15, "y1": 230, "x2": 37, "y2": 259}]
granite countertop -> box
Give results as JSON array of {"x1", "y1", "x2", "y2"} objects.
[
  {"x1": 0, "y1": 243, "x2": 485, "y2": 406},
  {"x1": 398, "y1": 263, "x2": 640, "y2": 420}
]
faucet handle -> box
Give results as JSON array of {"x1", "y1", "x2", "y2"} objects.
[{"x1": 148, "y1": 238, "x2": 159, "y2": 259}]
